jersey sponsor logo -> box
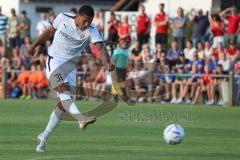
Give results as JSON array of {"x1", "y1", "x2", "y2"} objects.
[{"x1": 59, "y1": 31, "x2": 87, "y2": 45}]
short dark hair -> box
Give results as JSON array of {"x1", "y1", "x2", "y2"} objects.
[{"x1": 78, "y1": 5, "x2": 94, "y2": 17}]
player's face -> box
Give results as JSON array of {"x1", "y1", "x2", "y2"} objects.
[{"x1": 75, "y1": 14, "x2": 93, "y2": 30}]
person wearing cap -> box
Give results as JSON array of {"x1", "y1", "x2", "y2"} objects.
[
  {"x1": 220, "y1": 7, "x2": 240, "y2": 45},
  {"x1": 190, "y1": 9, "x2": 210, "y2": 48},
  {"x1": 137, "y1": 5, "x2": 151, "y2": 46},
  {"x1": 154, "y1": 3, "x2": 168, "y2": 47}
]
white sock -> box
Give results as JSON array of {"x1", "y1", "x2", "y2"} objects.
[
  {"x1": 42, "y1": 108, "x2": 63, "y2": 140},
  {"x1": 59, "y1": 92, "x2": 85, "y2": 121}
]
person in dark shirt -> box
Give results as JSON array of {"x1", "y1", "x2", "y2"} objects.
[{"x1": 190, "y1": 9, "x2": 210, "y2": 48}]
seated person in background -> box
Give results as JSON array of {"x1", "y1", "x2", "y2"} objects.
[
  {"x1": 212, "y1": 64, "x2": 228, "y2": 105},
  {"x1": 36, "y1": 64, "x2": 48, "y2": 98},
  {"x1": 189, "y1": 50, "x2": 204, "y2": 69},
  {"x1": 227, "y1": 41, "x2": 238, "y2": 62},
  {"x1": 192, "y1": 65, "x2": 213, "y2": 104},
  {"x1": 29, "y1": 64, "x2": 38, "y2": 99},
  {"x1": 183, "y1": 40, "x2": 196, "y2": 61},
  {"x1": 170, "y1": 64, "x2": 188, "y2": 104},
  {"x1": 219, "y1": 52, "x2": 232, "y2": 72},
  {"x1": 130, "y1": 40, "x2": 142, "y2": 65},
  {"x1": 207, "y1": 53, "x2": 219, "y2": 73},
  {"x1": 167, "y1": 41, "x2": 181, "y2": 65},
  {"x1": 204, "y1": 40, "x2": 212, "y2": 60},
  {"x1": 176, "y1": 63, "x2": 201, "y2": 104},
  {"x1": 17, "y1": 65, "x2": 31, "y2": 99},
  {"x1": 141, "y1": 43, "x2": 155, "y2": 70},
  {"x1": 197, "y1": 41, "x2": 205, "y2": 60}
]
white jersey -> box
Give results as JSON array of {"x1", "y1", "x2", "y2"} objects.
[{"x1": 48, "y1": 13, "x2": 103, "y2": 60}]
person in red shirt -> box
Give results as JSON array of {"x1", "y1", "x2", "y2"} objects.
[
  {"x1": 220, "y1": 7, "x2": 240, "y2": 45},
  {"x1": 118, "y1": 15, "x2": 132, "y2": 42},
  {"x1": 210, "y1": 14, "x2": 225, "y2": 48},
  {"x1": 154, "y1": 3, "x2": 168, "y2": 47},
  {"x1": 107, "y1": 12, "x2": 120, "y2": 43},
  {"x1": 137, "y1": 5, "x2": 151, "y2": 46},
  {"x1": 191, "y1": 65, "x2": 214, "y2": 104}
]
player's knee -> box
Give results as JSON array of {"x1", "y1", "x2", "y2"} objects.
[
  {"x1": 56, "y1": 102, "x2": 66, "y2": 112},
  {"x1": 59, "y1": 91, "x2": 72, "y2": 101}
]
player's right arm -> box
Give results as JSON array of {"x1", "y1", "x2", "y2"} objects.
[{"x1": 28, "y1": 27, "x2": 56, "y2": 56}]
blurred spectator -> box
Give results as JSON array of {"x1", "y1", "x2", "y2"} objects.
[
  {"x1": 36, "y1": 13, "x2": 51, "y2": 36},
  {"x1": 219, "y1": 52, "x2": 232, "y2": 72},
  {"x1": 107, "y1": 12, "x2": 120, "y2": 43},
  {"x1": 0, "y1": 39, "x2": 6, "y2": 58},
  {"x1": 141, "y1": 44, "x2": 155, "y2": 70},
  {"x1": 48, "y1": 10, "x2": 56, "y2": 25},
  {"x1": 20, "y1": 36, "x2": 32, "y2": 57},
  {"x1": 170, "y1": 64, "x2": 187, "y2": 104},
  {"x1": 154, "y1": 3, "x2": 168, "y2": 47},
  {"x1": 118, "y1": 15, "x2": 131, "y2": 42},
  {"x1": 227, "y1": 41, "x2": 237, "y2": 61},
  {"x1": 11, "y1": 48, "x2": 22, "y2": 70},
  {"x1": 183, "y1": 40, "x2": 196, "y2": 61},
  {"x1": 208, "y1": 54, "x2": 219, "y2": 72},
  {"x1": 220, "y1": 7, "x2": 240, "y2": 45},
  {"x1": 17, "y1": 65, "x2": 31, "y2": 99},
  {"x1": 18, "y1": 11, "x2": 31, "y2": 43},
  {"x1": 137, "y1": 5, "x2": 151, "y2": 46},
  {"x1": 0, "y1": 6, "x2": 8, "y2": 45},
  {"x1": 192, "y1": 65, "x2": 213, "y2": 104},
  {"x1": 170, "y1": 7, "x2": 188, "y2": 51},
  {"x1": 204, "y1": 40, "x2": 212, "y2": 59},
  {"x1": 8, "y1": 8, "x2": 20, "y2": 48},
  {"x1": 210, "y1": 14, "x2": 224, "y2": 48},
  {"x1": 197, "y1": 41, "x2": 205, "y2": 59},
  {"x1": 130, "y1": 40, "x2": 142, "y2": 65},
  {"x1": 167, "y1": 41, "x2": 181, "y2": 64},
  {"x1": 93, "y1": 11, "x2": 104, "y2": 36},
  {"x1": 190, "y1": 9, "x2": 210, "y2": 48},
  {"x1": 70, "y1": 8, "x2": 78, "y2": 14},
  {"x1": 189, "y1": 50, "x2": 204, "y2": 68}
]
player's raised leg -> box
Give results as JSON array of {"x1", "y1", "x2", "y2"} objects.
[{"x1": 54, "y1": 83, "x2": 96, "y2": 129}]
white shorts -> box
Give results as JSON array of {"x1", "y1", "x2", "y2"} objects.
[{"x1": 45, "y1": 55, "x2": 77, "y2": 90}]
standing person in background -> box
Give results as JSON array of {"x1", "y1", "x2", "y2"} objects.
[
  {"x1": 137, "y1": 5, "x2": 151, "y2": 46},
  {"x1": 18, "y1": 11, "x2": 31, "y2": 44},
  {"x1": 0, "y1": 6, "x2": 8, "y2": 46},
  {"x1": 36, "y1": 13, "x2": 51, "y2": 37},
  {"x1": 107, "y1": 12, "x2": 120, "y2": 43},
  {"x1": 8, "y1": 8, "x2": 20, "y2": 48},
  {"x1": 220, "y1": 7, "x2": 240, "y2": 45},
  {"x1": 170, "y1": 7, "x2": 188, "y2": 51},
  {"x1": 210, "y1": 14, "x2": 225, "y2": 48},
  {"x1": 154, "y1": 3, "x2": 168, "y2": 47},
  {"x1": 190, "y1": 9, "x2": 210, "y2": 48},
  {"x1": 118, "y1": 15, "x2": 131, "y2": 42},
  {"x1": 93, "y1": 11, "x2": 104, "y2": 37}
]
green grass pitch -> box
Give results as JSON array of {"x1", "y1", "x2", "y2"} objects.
[{"x1": 0, "y1": 100, "x2": 240, "y2": 160}]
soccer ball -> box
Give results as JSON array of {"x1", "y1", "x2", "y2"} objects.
[{"x1": 163, "y1": 124, "x2": 185, "y2": 145}]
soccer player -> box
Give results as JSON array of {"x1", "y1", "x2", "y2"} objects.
[{"x1": 28, "y1": 5, "x2": 111, "y2": 152}]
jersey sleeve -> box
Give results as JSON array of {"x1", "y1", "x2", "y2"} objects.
[
  {"x1": 90, "y1": 25, "x2": 103, "y2": 43},
  {"x1": 53, "y1": 13, "x2": 63, "y2": 29}
]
